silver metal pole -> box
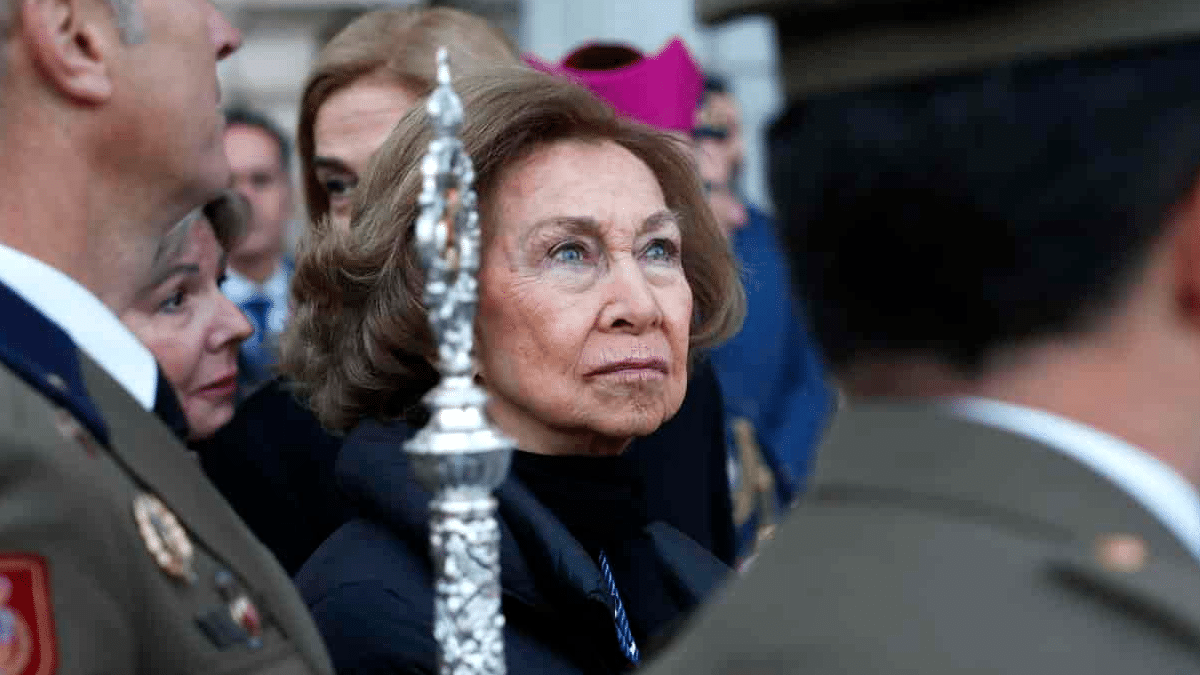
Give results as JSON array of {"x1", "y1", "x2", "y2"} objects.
[{"x1": 405, "y1": 48, "x2": 514, "y2": 675}]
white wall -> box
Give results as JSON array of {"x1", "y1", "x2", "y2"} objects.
[{"x1": 520, "y1": 0, "x2": 783, "y2": 212}]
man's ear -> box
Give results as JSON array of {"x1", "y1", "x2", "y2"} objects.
[
  {"x1": 1170, "y1": 180, "x2": 1200, "y2": 329},
  {"x1": 19, "y1": 0, "x2": 117, "y2": 104}
]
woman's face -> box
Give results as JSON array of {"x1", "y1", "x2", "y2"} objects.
[
  {"x1": 121, "y1": 219, "x2": 253, "y2": 440},
  {"x1": 476, "y1": 140, "x2": 693, "y2": 456},
  {"x1": 312, "y1": 78, "x2": 421, "y2": 229}
]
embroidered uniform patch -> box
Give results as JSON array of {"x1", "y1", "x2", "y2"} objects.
[{"x1": 0, "y1": 554, "x2": 56, "y2": 675}]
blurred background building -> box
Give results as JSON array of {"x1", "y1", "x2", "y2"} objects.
[{"x1": 215, "y1": 0, "x2": 782, "y2": 232}]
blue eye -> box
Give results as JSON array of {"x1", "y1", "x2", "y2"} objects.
[
  {"x1": 644, "y1": 239, "x2": 678, "y2": 261},
  {"x1": 550, "y1": 242, "x2": 587, "y2": 263}
]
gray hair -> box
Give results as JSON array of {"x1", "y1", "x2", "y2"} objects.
[
  {"x1": 151, "y1": 209, "x2": 201, "y2": 271},
  {"x1": 150, "y1": 189, "x2": 248, "y2": 271}
]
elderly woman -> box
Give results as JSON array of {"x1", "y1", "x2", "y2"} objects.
[
  {"x1": 121, "y1": 192, "x2": 254, "y2": 441},
  {"x1": 283, "y1": 69, "x2": 745, "y2": 674},
  {"x1": 288, "y1": 5, "x2": 738, "y2": 564}
]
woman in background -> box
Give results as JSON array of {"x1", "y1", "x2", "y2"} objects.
[{"x1": 122, "y1": 192, "x2": 254, "y2": 441}]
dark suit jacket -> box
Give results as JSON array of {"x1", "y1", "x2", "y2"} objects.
[
  {"x1": 0, "y1": 282, "x2": 333, "y2": 674},
  {"x1": 644, "y1": 403, "x2": 1200, "y2": 673},
  {"x1": 195, "y1": 377, "x2": 350, "y2": 576}
]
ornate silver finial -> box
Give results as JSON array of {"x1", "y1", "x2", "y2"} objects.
[{"x1": 405, "y1": 49, "x2": 514, "y2": 675}]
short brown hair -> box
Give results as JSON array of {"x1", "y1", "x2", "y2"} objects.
[
  {"x1": 282, "y1": 68, "x2": 746, "y2": 432},
  {"x1": 297, "y1": 7, "x2": 519, "y2": 226}
]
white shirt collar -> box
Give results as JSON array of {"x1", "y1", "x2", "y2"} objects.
[
  {"x1": 949, "y1": 396, "x2": 1200, "y2": 562},
  {"x1": 0, "y1": 243, "x2": 157, "y2": 410}
]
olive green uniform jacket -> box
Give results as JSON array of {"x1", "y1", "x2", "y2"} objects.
[
  {"x1": 0, "y1": 309, "x2": 334, "y2": 673},
  {"x1": 643, "y1": 404, "x2": 1200, "y2": 673}
]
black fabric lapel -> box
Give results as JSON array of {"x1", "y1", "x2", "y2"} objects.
[{"x1": 151, "y1": 369, "x2": 190, "y2": 441}]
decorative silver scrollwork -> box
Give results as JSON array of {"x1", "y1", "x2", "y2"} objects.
[{"x1": 405, "y1": 48, "x2": 514, "y2": 675}]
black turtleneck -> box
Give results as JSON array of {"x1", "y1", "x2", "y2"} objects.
[{"x1": 511, "y1": 451, "x2": 683, "y2": 645}]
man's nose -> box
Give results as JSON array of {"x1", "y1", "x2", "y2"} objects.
[{"x1": 209, "y1": 3, "x2": 243, "y2": 61}]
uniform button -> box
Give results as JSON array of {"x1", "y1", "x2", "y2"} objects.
[
  {"x1": 45, "y1": 373, "x2": 67, "y2": 392},
  {"x1": 1096, "y1": 533, "x2": 1148, "y2": 573}
]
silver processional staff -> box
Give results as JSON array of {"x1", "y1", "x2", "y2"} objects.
[{"x1": 405, "y1": 48, "x2": 515, "y2": 675}]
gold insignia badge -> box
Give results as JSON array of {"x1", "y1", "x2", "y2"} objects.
[{"x1": 133, "y1": 494, "x2": 196, "y2": 583}]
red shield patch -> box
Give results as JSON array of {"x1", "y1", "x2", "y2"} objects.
[{"x1": 0, "y1": 555, "x2": 56, "y2": 675}]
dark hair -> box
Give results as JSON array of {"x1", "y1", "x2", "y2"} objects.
[
  {"x1": 224, "y1": 106, "x2": 292, "y2": 171},
  {"x1": 695, "y1": 74, "x2": 733, "y2": 141},
  {"x1": 704, "y1": 74, "x2": 730, "y2": 95},
  {"x1": 769, "y1": 40, "x2": 1200, "y2": 377},
  {"x1": 282, "y1": 67, "x2": 745, "y2": 432}
]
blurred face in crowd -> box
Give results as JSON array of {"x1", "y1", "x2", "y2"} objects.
[
  {"x1": 313, "y1": 78, "x2": 422, "y2": 228},
  {"x1": 224, "y1": 124, "x2": 293, "y2": 264},
  {"x1": 476, "y1": 140, "x2": 693, "y2": 456},
  {"x1": 109, "y1": 0, "x2": 242, "y2": 208},
  {"x1": 696, "y1": 138, "x2": 748, "y2": 237},
  {"x1": 122, "y1": 217, "x2": 253, "y2": 440},
  {"x1": 705, "y1": 92, "x2": 745, "y2": 173}
]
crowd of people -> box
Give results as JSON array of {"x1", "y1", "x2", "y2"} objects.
[{"x1": 3, "y1": 0, "x2": 1200, "y2": 672}]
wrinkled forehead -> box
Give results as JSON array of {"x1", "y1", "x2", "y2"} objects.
[
  {"x1": 314, "y1": 79, "x2": 421, "y2": 168},
  {"x1": 483, "y1": 139, "x2": 671, "y2": 241}
]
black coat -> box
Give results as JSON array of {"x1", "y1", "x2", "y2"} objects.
[
  {"x1": 296, "y1": 419, "x2": 730, "y2": 675},
  {"x1": 193, "y1": 378, "x2": 351, "y2": 575},
  {"x1": 195, "y1": 360, "x2": 735, "y2": 575}
]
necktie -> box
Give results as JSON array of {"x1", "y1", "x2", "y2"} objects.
[
  {"x1": 239, "y1": 296, "x2": 275, "y2": 382},
  {"x1": 598, "y1": 550, "x2": 640, "y2": 665},
  {"x1": 240, "y1": 296, "x2": 272, "y2": 351}
]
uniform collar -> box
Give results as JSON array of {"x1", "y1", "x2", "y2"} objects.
[
  {"x1": 950, "y1": 396, "x2": 1200, "y2": 563},
  {"x1": 0, "y1": 243, "x2": 157, "y2": 410},
  {"x1": 0, "y1": 279, "x2": 109, "y2": 444}
]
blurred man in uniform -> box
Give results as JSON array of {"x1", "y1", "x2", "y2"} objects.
[
  {"x1": 644, "y1": 0, "x2": 1200, "y2": 672},
  {"x1": 0, "y1": 0, "x2": 332, "y2": 672}
]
